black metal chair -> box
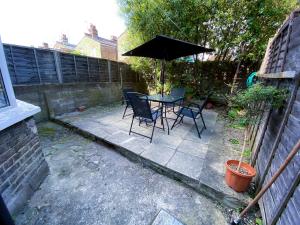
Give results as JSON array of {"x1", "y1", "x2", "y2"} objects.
[
  {"x1": 127, "y1": 92, "x2": 163, "y2": 143},
  {"x1": 165, "y1": 87, "x2": 186, "y2": 116},
  {"x1": 122, "y1": 88, "x2": 135, "y2": 119},
  {"x1": 171, "y1": 93, "x2": 211, "y2": 138}
]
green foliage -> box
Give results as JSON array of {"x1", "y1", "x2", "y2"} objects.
[
  {"x1": 71, "y1": 49, "x2": 84, "y2": 56},
  {"x1": 229, "y1": 138, "x2": 239, "y2": 145},
  {"x1": 118, "y1": 0, "x2": 299, "y2": 77},
  {"x1": 243, "y1": 148, "x2": 252, "y2": 158},
  {"x1": 228, "y1": 109, "x2": 238, "y2": 120},
  {"x1": 256, "y1": 218, "x2": 263, "y2": 225},
  {"x1": 39, "y1": 127, "x2": 56, "y2": 137},
  {"x1": 228, "y1": 83, "x2": 288, "y2": 126}
]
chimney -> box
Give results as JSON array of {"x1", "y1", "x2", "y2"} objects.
[
  {"x1": 60, "y1": 34, "x2": 68, "y2": 44},
  {"x1": 42, "y1": 42, "x2": 49, "y2": 49},
  {"x1": 88, "y1": 24, "x2": 98, "y2": 38},
  {"x1": 111, "y1": 35, "x2": 117, "y2": 42}
]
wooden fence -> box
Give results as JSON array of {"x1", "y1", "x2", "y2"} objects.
[
  {"x1": 3, "y1": 44, "x2": 139, "y2": 85},
  {"x1": 249, "y1": 9, "x2": 300, "y2": 225}
]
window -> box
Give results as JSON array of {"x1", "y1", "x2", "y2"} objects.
[
  {"x1": 0, "y1": 68, "x2": 9, "y2": 108},
  {"x1": 0, "y1": 35, "x2": 16, "y2": 111}
]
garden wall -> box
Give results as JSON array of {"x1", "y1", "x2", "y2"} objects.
[
  {"x1": 3, "y1": 43, "x2": 147, "y2": 121},
  {"x1": 250, "y1": 9, "x2": 300, "y2": 225}
]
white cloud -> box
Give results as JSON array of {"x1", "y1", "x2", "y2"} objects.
[{"x1": 0, "y1": 0, "x2": 126, "y2": 47}]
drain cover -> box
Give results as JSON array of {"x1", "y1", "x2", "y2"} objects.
[{"x1": 151, "y1": 209, "x2": 185, "y2": 225}]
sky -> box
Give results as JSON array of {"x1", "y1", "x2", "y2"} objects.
[{"x1": 0, "y1": 0, "x2": 126, "y2": 47}]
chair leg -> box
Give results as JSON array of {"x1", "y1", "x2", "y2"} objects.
[
  {"x1": 129, "y1": 115, "x2": 134, "y2": 135},
  {"x1": 200, "y1": 113, "x2": 206, "y2": 129},
  {"x1": 179, "y1": 115, "x2": 184, "y2": 124},
  {"x1": 171, "y1": 114, "x2": 180, "y2": 129},
  {"x1": 192, "y1": 117, "x2": 201, "y2": 138},
  {"x1": 161, "y1": 116, "x2": 165, "y2": 131},
  {"x1": 150, "y1": 120, "x2": 156, "y2": 143},
  {"x1": 122, "y1": 105, "x2": 128, "y2": 119}
]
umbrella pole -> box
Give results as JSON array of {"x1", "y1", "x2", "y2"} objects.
[{"x1": 161, "y1": 60, "x2": 165, "y2": 96}]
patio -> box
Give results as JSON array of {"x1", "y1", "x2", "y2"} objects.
[{"x1": 53, "y1": 103, "x2": 250, "y2": 208}]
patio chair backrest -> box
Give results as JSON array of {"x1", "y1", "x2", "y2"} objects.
[
  {"x1": 170, "y1": 88, "x2": 185, "y2": 98},
  {"x1": 198, "y1": 92, "x2": 212, "y2": 112},
  {"x1": 123, "y1": 88, "x2": 135, "y2": 102},
  {"x1": 127, "y1": 92, "x2": 153, "y2": 120}
]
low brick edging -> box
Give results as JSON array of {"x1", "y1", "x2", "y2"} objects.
[
  {"x1": 0, "y1": 117, "x2": 49, "y2": 214},
  {"x1": 52, "y1": 117, "x2": 248, "y2": 209}
]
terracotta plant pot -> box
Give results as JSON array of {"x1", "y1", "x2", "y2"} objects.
[{"x1": 225, "y1": 160, "x2": 256, "y2": 192}]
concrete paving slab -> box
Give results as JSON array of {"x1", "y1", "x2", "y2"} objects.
[
  {"x1": 106, "y1": 130, "x2": 134, "y2": 145},
  {"x1": 119, "y1": 136, "x2": 151, "y2": 155},
  {"x1": 151, "y1": 209, "x2": 185, "y2": 225},
  {"x1": 177, "y1": 140, "x2": 208, "y2": 158},
  {"x1": 142, "y1": 145, "x2": 176, "y2": 166},
  {"x1": 166, "y1": 151, "x2": 204, "y2": 180}
]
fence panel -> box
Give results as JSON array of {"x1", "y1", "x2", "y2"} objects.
[
  {"x1": 88, "y1": 58, "x2": 100, "y2": 82},
  {"x1": 3, "y1": 45, "x2": 17, "y2": 84},
  {"x1": 35, "y1": 49, "x2": 59, "y2": 83},
  {"x1": 60, "y1": 53, "x2": 77, "y2": 83},
  {"x1": 75, "y1": 56, "x2": 89, "y2": 82},
  {"x1": 110, "y1": 61, "x2": 119, "y2": 82},
  {"x1": 5, "y1": 45, "x2": 40, "y2": 84},
  {"x1": 99, "y1": 59, "x2": 109, "y2": 82}
]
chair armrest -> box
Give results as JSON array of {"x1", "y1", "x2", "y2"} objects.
[
  {"x1": 187, "y1": 102, "x2": 200, "y2": 107},
  {"x1": 136, "y1": 92, "x2": 147, "y2": 96},
  {"x1": 179, "y1": 105, "x2": 196, "y2": 113}
]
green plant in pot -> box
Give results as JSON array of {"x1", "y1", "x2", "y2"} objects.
[{"x1": 225, "y1": 83, "x2": 288, "y2": 192}]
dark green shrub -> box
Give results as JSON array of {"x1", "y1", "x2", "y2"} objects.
[{"x1": 228, "y1": 83, "x2": 288, "y2": 126}]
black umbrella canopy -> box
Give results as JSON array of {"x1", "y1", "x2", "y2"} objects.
[{"x1": 122, "y1": 35, "x2": 214, "y2": 61}]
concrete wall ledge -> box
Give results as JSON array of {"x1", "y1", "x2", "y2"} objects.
[{"x1": 0, "y1": 100, "x2": 40, "y2": 131}]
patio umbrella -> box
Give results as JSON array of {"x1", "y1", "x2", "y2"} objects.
[{"x1": 122, "y1": 35, "x2": 214, "y2": 95}]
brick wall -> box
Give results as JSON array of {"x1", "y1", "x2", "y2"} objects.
[
  {"x1": 101, "y1": 44, "x2": 118, "y2": 61},
  {"x1": 0, "y1": 117, "x2": 49, "y2": 214}
]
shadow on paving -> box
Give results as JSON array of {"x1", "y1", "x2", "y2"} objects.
[
  {"x1": 15, "y1": 122, "x2": 227, "y2": 225},
  {"x1": 53, "y1": 104, "x2": 250, "y2": 208}
]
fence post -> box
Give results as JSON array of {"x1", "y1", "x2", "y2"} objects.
[
  {"x1": 53, "y1": 51, "x2": 63, "y2": 83},
  {"x1": 107, "y1": 60, "x2": 112, "y2": 83},
  {"x1": 33, "y1": 49, "x2": 42, "y2": 83},
  {"x1": 120, "y1": 65, "x2": 123, "y2": 88},
  {"x1": 87, "y1": 57, "x2": 90, "y2": 81},
  {"x1": 98, "y1": 59, "x2": 101, "y2": 81},
  {"x1": 73, "y1": 56, "x2": 78, "y2": 81}
]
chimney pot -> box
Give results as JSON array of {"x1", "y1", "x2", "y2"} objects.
[
  {"x1": 42, "y1": 42, "x2": 49, "y2": 49},
  {"x1": 111, "y1": 36, "x2": 117, "y2": 42},
  {"x1": 60, "y1": 34, "x2": 68, "y2": 44},
  {"x1": 88, "y1": 24, "x2": 98, "y2": 38}
]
